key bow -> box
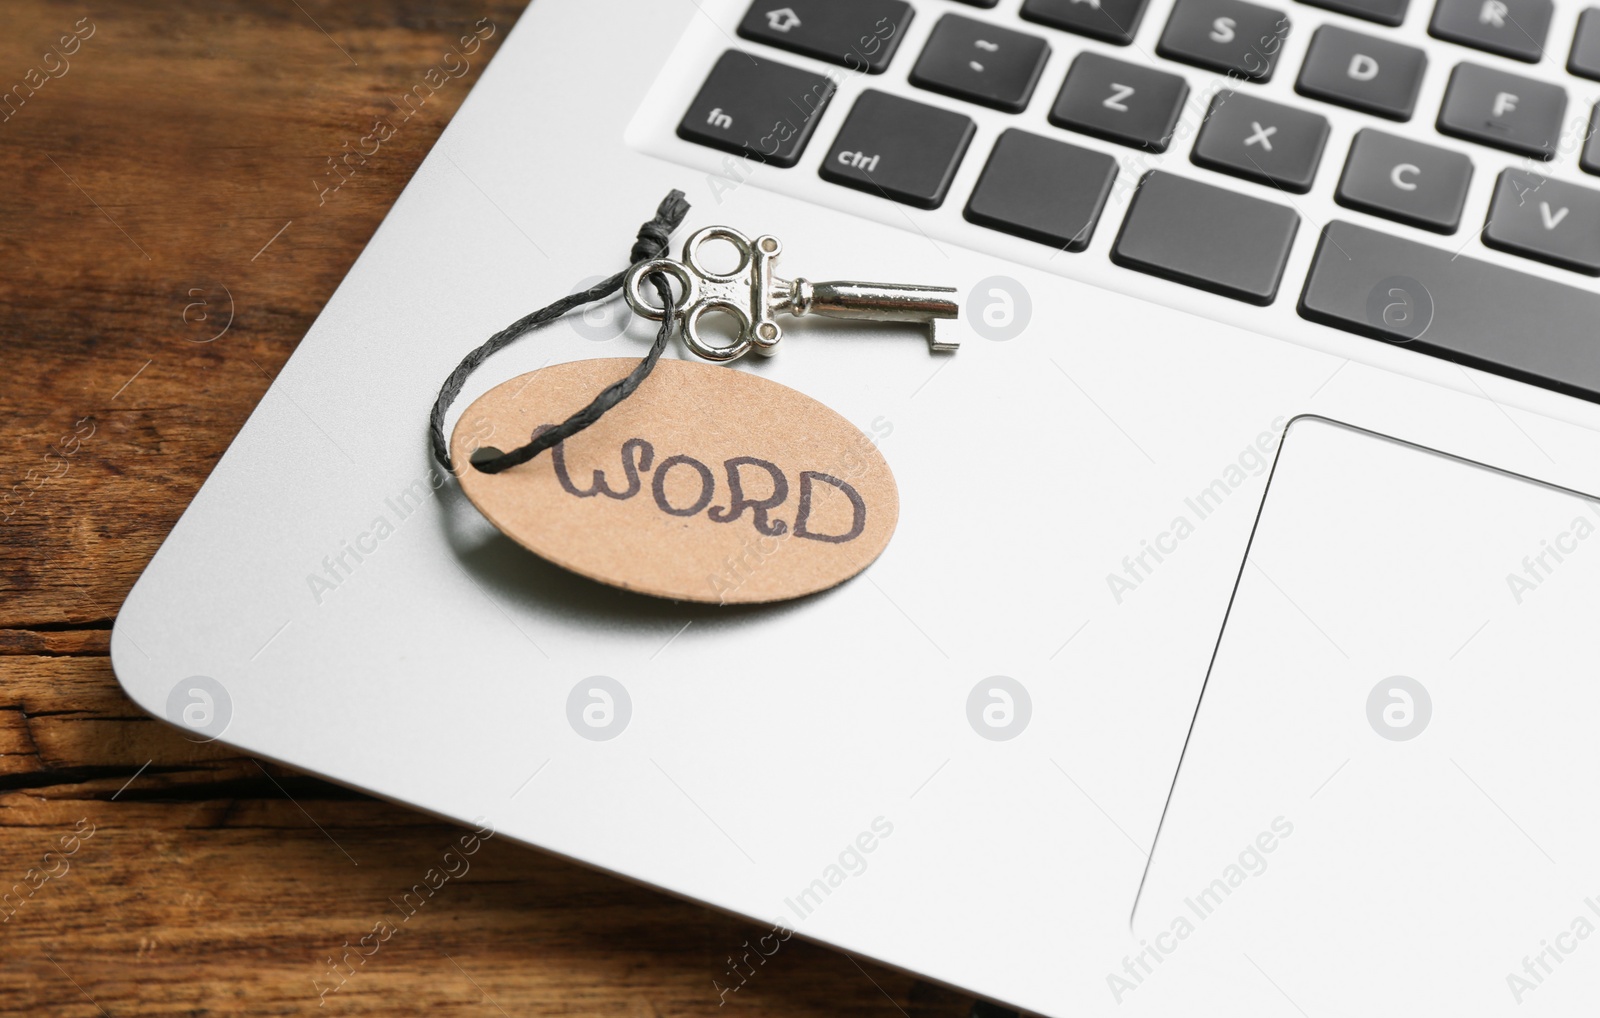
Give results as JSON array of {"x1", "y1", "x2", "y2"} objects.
[{"x1": 623, "y1": 225, "x2": 959, "y2": 363}]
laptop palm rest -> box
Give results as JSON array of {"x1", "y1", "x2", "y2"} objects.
[{"x1": 1126, "y1": 416, "x2": 1600, "y2": 1015}]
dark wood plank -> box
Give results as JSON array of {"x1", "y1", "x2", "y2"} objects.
[{"x1": 0, "y1": 3, "x2": 974, "y2": 1014}]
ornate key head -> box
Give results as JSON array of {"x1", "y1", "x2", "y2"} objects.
[
  {"x1": 624, "y1": 226, "x2": 786, "y2": 363},
  {"x1": 624, "y1": 224, "x2": 960, "y2": 361}
]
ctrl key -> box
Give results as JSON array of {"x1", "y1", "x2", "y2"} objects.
[{"x1": 820, "y1": 91, "x2": 976, "y2": 209}]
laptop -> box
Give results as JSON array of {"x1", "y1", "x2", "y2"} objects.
[{"x1": 113, "y1": 0, "x2": 1600, "y2": 1013}]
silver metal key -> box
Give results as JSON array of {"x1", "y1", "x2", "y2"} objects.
[{"x1": 623, "y1": 226, "x2": 960, "y2": 362}]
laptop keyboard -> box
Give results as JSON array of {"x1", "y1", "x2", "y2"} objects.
[{"x1": 677, "y1": 0, "x2": 1600, "y2": 402}]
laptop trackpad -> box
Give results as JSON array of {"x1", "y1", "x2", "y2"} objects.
[{"x1": 1131, "y1": 417, "x2": 1600, "y2": 1015}]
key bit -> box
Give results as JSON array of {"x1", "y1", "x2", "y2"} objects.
[{"x1": 624, "y1": 226, "x2": 960, "y2": 363}]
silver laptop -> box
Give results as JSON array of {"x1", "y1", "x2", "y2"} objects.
[{"x1": 114, "y1": 0, "x2": 1600, "y2": 1013}]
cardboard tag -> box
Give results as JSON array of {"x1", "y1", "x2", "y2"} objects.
[{"x1": 451, "y1": 358, "x2": 898, "y2": 604}]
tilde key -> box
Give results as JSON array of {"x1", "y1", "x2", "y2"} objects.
[{"x1": 624, "y1": 226, "x2": 960, "y2": 362}]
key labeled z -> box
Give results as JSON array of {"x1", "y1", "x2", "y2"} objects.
[{"x1": 1104, "y1": 83, "x2": 1135, "y2": 112}]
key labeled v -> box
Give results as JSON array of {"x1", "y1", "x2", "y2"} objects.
[{"x1": 1540, "y1": 202, "x2": 1569, "y2": 230}]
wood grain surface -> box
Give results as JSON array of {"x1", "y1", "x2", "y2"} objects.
[{"x1": 0, "y1": 3, "x2": 973, "y2": 1014}]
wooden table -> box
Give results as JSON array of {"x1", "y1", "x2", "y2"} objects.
[{"x1": 0, "y1": 4, "x2": 973, "y2": 1014}]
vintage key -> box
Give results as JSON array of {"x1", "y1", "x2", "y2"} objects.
[{"x1": 623, "y1": 226, "x2": 960, "y2": 362}]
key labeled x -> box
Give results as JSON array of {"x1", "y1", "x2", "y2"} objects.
[
  {"x1": 1245, "y1": 121, "x2": 1277, "y2": 150},
  {"x1": 1193, "y1": 91, "x2": 1330, "y2": 193}
]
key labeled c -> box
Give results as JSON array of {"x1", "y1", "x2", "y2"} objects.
[{"x1": 1390, "y1": 162, "x2": 1420, "y2": 191}]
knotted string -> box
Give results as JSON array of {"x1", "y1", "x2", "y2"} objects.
[{"x1": 429, "y1": 190, "x2": 691, "y2": 475}]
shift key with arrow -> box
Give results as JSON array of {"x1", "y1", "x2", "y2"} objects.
[{"x1": 737, "y1": 0, "x2": 916, "y2": 74}]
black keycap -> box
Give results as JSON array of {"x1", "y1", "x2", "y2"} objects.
[
  {"x1": 1192, "y1": 92, "x2": 1330, "y2": 192},
  {"x1": 1335, "y1": 129, "x2": 1473, "y2": 233},
  {"x1": 1429, "y1": 0, "x2": 1552, "y2": 63},
  {"x1": 1583, "y1": 104, "x2": 1600, "y2": 175},
  {"x1": 1300, "y1": 221, "x2": 1600, "y2": 402},
  {"x1": 1296, "y1": 25, "x2": 1426, "y2": 120},
  {"x1": 1570, "y1": 8, "x2": 1600, "y2": 80},
  {"x1": 1483, "y1": 169, "x2": 1600, "y2": 274},
  {"x1": 909, "y1": 14, "x2": 1051, "y2": 113},
  {"x1": 965, "y1": 129, "x2": 1120, "y2": 250},
  {"x1": 737, "y1": 0, "x2": 914, "y2": 74},
  {"x1": 1158, "y1": 0, "x2": 1292, "y2": 82},
  {"x1": 678, "y1": 51, "x2": 836, "y2": 168},
  {"x1": 1021, "y1": 0, "x2": 1153, "y2": 45},
  {"x1": 819, "y1": 91, "x2": 975, "y2": 208},
  {"x1": 1112, "y1": 171, "x2": 1300, "y2": 304},
  {"x1": 1437, "y1": 63, "x2": 1565, "y2": 160},
  {"x1": 1296, "y1": 0, "x2": 1410, "y2": 28},
  {"x1": 1049, "y1": 52, "x2": 1190, "y2": 151}
]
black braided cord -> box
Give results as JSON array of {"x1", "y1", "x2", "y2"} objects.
[{"x1": 428, "y1": 190, "x2": 690, "y2": 475}]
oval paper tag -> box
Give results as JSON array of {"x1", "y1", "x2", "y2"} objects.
[{"x1": 451, "y1": 358, "x2": 898, "y2": 604}]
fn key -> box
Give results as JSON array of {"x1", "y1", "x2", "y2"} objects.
[{"x1": 678, "y1": 51, "x2": 836, "y2": 168}]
